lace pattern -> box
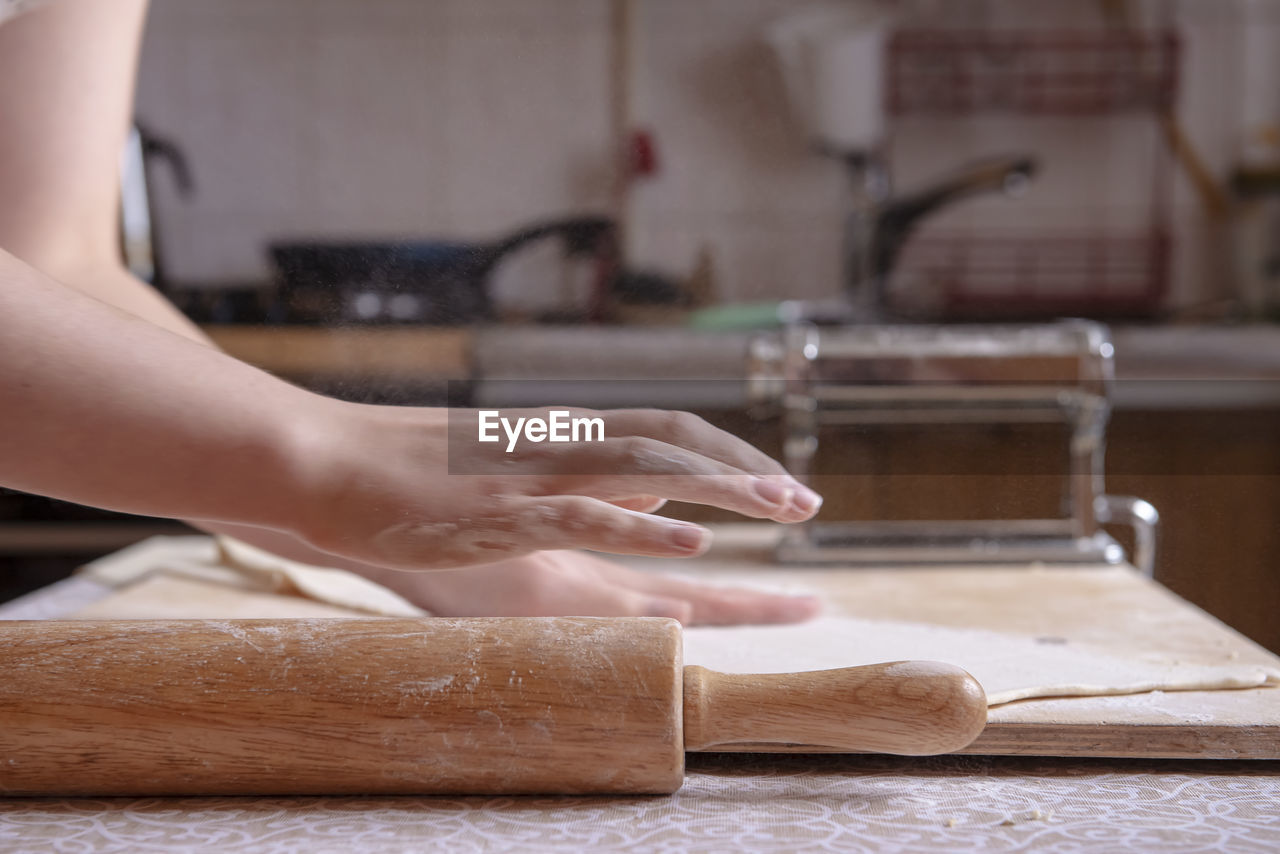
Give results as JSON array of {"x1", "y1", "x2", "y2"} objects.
[{"x1": 1, "y1": 755, "x2": 1277, "y2": 853}]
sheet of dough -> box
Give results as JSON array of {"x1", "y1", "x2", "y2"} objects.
[
  {"x1": 75, "y1": 535, "x2": 426, "y2": 618},
  {"x1": 682, "y1": 617, "x2": 1280, "y2": 706},
  {"x1": 71, "y1": 537, "x2": 1280, "y2": 708},
  {"x1": 214, "y1": 537, "x2": 427, "y2": 618}
]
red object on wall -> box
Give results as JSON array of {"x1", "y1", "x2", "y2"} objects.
[{"x1": 628, "y1": 128, "x2": 660, "y2": 179}]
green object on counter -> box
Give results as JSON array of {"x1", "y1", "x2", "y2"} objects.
[{"x1": 687, "y1": 302, "x2": 783, "y2": 331}]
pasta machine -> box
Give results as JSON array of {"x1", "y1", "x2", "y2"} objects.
[{"x1": 748, "y1": 319, "x2": 1158, "y2": 575}]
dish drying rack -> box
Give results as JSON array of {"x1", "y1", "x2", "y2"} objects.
[
  {"x1": 883, "y1": 28, "x2": 1179, "y2": 317},
  {"x1": 748, "y1": 320, "x2": 1158, "y2": 574}
]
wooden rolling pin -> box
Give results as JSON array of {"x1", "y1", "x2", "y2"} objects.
[{"x1": 0, "y1": 618, "x2": 986, "y2": 795}]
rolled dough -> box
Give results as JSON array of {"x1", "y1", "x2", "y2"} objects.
[
  {"x1": 73, "y1": 537, "x2": 1280, "y2": 708},
  {"x1": 76, "y1": 535, "x2": 427, "y2": 619},
  {"x1": 214, "y1": 537, "x2": 428, "y2": 618},
  {"x1": 681, "y1": 617, "x2": 1280, "y2": 706}
]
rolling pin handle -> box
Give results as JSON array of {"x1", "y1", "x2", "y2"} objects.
[{"x1": 682, "y1": 661, "x2": 987, "y2": 755}]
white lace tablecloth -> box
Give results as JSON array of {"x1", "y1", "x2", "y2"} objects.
[{"x1": 2, "y1": 754, "x2": 1277, "y2": 854}]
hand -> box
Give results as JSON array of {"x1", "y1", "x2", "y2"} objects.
[
  {"x1": 290, "y1": 402, "x2": 823, "y2": 572},
  {"x1": 362, "y1": 549, "x2": 823, "y2": 626}
]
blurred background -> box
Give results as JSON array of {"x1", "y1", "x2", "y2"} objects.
[
  {"x1": 3, "y1": 0, "x2": 1279, "y2": 652},
  {"x1": 125, "y1": 0, "x2": 1278, "y2": 323}
]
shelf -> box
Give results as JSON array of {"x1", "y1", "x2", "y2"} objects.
[
  {"x1": 886, "y1": 29, "x2": 1179, "y2": 116},
  {"x1": 894, "y1": 230, "x2": 1170, "y2": 316}
]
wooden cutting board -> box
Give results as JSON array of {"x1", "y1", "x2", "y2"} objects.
[
  {"x1": 52, "y1": 528, "x2": 1280, "y2": 760},
  {"x1": 623, "y1": 528, "x2": 1280, "y2": 760}
]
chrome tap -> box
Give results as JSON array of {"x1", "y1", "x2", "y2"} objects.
[{"x1": 841, "y1": 154, "x2": 1038, "y2": 319}]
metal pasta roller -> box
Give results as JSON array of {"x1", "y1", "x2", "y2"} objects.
[{"x1": 748, "y1": 319, "x2": 1158, "y2": 575}]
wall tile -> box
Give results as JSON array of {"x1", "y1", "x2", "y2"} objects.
[
  {"x1": 173, "y1": 26, "x2": 306, "y2": 217},
  {"x1": 133, "y1": 0, "x2": 1265, "y2": 309},
  {"x1": 441, "y1": 20, "x2": 613, "y2": 234},
  {"x1": 156, "y1": 209, "x2": 301, "y2": 283},
  {"x1": 300, "y1": 28, "x2": 451, "y2": 221},
  {"x1": 445, "y1": 0, "x2": 607, "y2": 31},
  {"x1": 631, "y1": 212, "x2": 843, "y2": 303},
  {"x1": 631, "y1": 0, "x2": 845, "y2": 219}
]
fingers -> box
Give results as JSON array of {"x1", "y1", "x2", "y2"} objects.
[
  {"x1": 604, "y1": 409, "x2": 823, "y2": 517},
  {"x1": 606, "y1": 409, "x2": 790, "y2": 477},
  {"x1": 508, "y1": 495, "x2": 714, "y2": 559},
  {"x1": 489, "y1": 407, "x2": 822, "y2": 520},
  {"x1": 376, "y1": 553, "x2": 697, "y2": 621},
  {"x1": 566, "y1": 585, "x2": 696, "y2": 623},
  {"x1": 608, "y1": 495, "x2": 667, "y2": 513},
  {"x1": 379, "y1": 545, "x2": 820, "y2": 626},
  {"x1": 601, "y1": 563, "x2": 823, "y2": 626},
  {"x1": 359, "y1": 491, "x2": 700, "y2": 570},
  {"x1": 538, "y1": 437, "x2": 816, "y2": 523},
  {"x1": 686, "y1": 586, "x2": 823, "y2": 626}
]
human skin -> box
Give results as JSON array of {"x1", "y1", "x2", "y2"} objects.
[{"x1": 0, "y1": 0, "x2": 822, "y2": 624}]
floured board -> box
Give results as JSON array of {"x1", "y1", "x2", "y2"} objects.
[
  {"x1": 22, "y1": 530, "x2": 1280, "y2": 759},
  {"x1": 69, "y1": 574, "x2": 366, "y2": 620},
  {"x1": 682, "y1": 617, "x2": 1278, "y2": 706},
  {"x1": 622, "y1": 527, "x2": 1280, "y2": 759}
]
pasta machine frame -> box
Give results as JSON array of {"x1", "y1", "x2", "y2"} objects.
[{"x1": 748, "y1": 319, "x2": 1159, "y2": 575}]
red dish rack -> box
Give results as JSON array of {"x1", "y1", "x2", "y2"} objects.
[{"x1": 884, "y1": 29, "x2": 1180, "y2": 318}]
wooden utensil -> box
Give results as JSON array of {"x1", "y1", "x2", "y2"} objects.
[{"x1": 0, "y1": 617, "x2": 986, "y2": 795}]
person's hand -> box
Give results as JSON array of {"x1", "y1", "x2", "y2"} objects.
[
  {"x1": 288, "y1": 402, "x2": 822, "y2": 572},
  {"x1": 361, "y1": 549, "x2": 822, "y2": 626}
]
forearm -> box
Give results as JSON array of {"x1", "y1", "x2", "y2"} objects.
[
  {"x1": 0, "y1": 249, "x2": 317, "y2": 532},
  {"x1": 0, "y1": 0, "x2": 317, "y2": 537},
  {"x1": 0, "y1": 0, "x2": 211, "y2": 350},
  {"x1": 55, "y1": 260, "x2": 213, "y2": 347}
]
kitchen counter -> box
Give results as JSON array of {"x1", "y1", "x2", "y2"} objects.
[
  {"x1": 205, "y1": 323, "x2": 1280, "y2": 410},
  {"x1": 1109, "y1": 326, "x2": 1280, "y2": 408},
  {"x1": 2, "y1": 531, "x2": 1278, "y2": 853},
  {"x1": 205, "y1": 325, "x2": 470, "y2": 383}
]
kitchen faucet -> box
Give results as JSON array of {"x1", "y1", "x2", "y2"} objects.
[{"x1": 838, "y1": 153, "x2": 1038, "y2": 320}]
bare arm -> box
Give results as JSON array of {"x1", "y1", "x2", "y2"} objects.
[
  {"x1": 0, "y1": 0, "x2": 824, "y2": 619},
  {"x1": 0, "y1": 0, "x2": 306, "y2": 531},
  {"x1": 0, "y1": 250, "x2": 318, "y2": 528},
  {"x1": 0, "y1": 0, "x2": 209, "y2": 343},
  {"x1": 1, "y1": 246, "x2": 820, "y2": 569}
]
